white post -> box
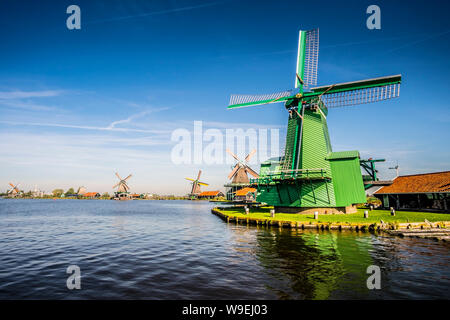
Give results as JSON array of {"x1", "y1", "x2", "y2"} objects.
[
  {"x1": 245, "y1": 206, "x2": 249, "y2": 215},
  {"x1": 270, "y1": 209, "x2": 275, "y2": 218},
  {"x1": 364, "y1": 210, "x2": 369, "y2": 219},
  {"x1": 314, "y1": 211, "x2": 319, "y2": 220}
]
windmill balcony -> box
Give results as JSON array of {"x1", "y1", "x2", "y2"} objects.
[{"x1": 250, "y1": 168, "x2": 331, "y2": 185}]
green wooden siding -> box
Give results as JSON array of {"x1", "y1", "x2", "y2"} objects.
[{"x1": 329, "y1": 156, "x2": 366, "y2": 206}]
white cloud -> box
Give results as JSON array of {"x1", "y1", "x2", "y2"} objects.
[
  {"x1": 0, "y1": 100, "x2": 57, "y2": 112},
  {"x1": 0, "y1": 90, "x2": 63, "y2": 99}
]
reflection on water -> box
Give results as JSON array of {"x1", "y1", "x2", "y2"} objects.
[
  {"x1": 254, "y1": 229, "x2": 373, "y2": 299},
  {"x1": 0, "y1": 199, "x2": 448, "y2": 299}
]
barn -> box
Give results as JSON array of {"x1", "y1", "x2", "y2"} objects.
[
  {"x1": 374, "y1": 171, "x2": 449, "y2": 212},
  {"x1": 197, "y1": 191, "x2": 224, "y2": 200}
]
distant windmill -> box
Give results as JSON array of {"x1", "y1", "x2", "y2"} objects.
[
  {"x1": 77, "y1": 186, "x2": 87, "y2": 195},
  {"x1": 7, "y1": 182, "x2": 20, "y2": 196},
  {"x1": 389, "y1": 161, "x2": 399, "y2": 178},
  {"x1": 185, "y1": 170, "x2": 209, "y2": 199},
  {"x1": 113, "y1": 172, "x2": 132, "y2": 193},
  {"x1": 226, "y1": 149, "x2": 259, "y2": 184}
]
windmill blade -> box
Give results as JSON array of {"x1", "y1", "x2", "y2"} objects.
[
  {"x1": 191, "y1": 181, "x2": 197, "y2": 194},
  {"x1": 113, "y1": 183, "x2": 120, "y2": 188},
  {"x1": 244, "y1": 166, "x2": 260, "y2": 178},
  {"x1": 197, "y1": 170, "x2": 202, "y2": 180},
  {"x1": 185, "y1": 177, "x2": 195, "y2": 182},
  {"x1": 296, "y1": 28, "x2": 319, "y2": 88},
  {"x1": 226, "y1": 149, "x2": 240, "y2": 162},
  {"x1": 303, "y1": 28, "x2": 319, "y2": 87},
  {"x1": 123, "y1": 174, "x2": 132, "y2": 181},
  {"x1": 115, "y1": 172, "x2": 122, "y2": 180},
  {"x1": 228, "y1": 90, "x2": 295, "y2": 109},
  {"x1": 245, "y1": 149, "x2": 257, "y2": 162},
  {"x1": 310, "y1": 75, "x2": 401, "y2": 108},
  {"x1": 197, "y1": 182, "x2": 209, "y2": 186},
  {"x1": 9, "y1": 182, "x2": 15, "y2": 188},
  {"x1": 228, "y1": 164, "x2": 240, "y2": 180}
]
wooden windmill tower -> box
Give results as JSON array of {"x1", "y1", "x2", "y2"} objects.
[
  {"x1": 185, "y1": 170, "x2": 209, "y2": 199},
  {"x1": 7, "y1": 182, "x2": 20, "y2": 197},
  {"x1": 113, "y1": 172, "x2": 132, "y2": 200},
  {"x1": 225, "y1": 149, "x2": 259, "y2": 200},
  {"x1": 227, "y1": 28, "x2": 401, "y2": 213}
]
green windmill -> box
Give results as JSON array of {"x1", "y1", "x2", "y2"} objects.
[{"x1": 227, "y1": 28, "x2": 401, "y2": 213}]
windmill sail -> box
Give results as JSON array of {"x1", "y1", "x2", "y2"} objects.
[
  {"x1": 310, "y1": 75, "x2": 401, "y2": 108},
  {"x1": 296, "y1": 28, "x2": 319, "y2": 88},
  {"x1": 228, "y1": 90, "x2": 295, "y2": 109}
]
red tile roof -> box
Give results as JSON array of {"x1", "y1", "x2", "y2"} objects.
[
  {"x1": 198, "y1": 191, "x2": 222, "y2": 196},
  {"x1": 84, "y1": 192, "x2": 99, "y2": 197},
  {"x1": 235, "y1": 187, "x2": 257, "y2": 196},
  {"x1": 375, "y1": 171, "x2": 450, "y2": 194}
]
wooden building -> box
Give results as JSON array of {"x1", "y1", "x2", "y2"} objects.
[
  {"x1": 374, "y1": 171, "x2": 449, "y2": 212},
  {"x1": 197, "y1": 191, "x2": 224, "y2": 200},
  {"x1": 234, "y1": 187, "x2": 257, "y2": 203},
  {"x1": 84, "y1": 192, "x2": 100, "y2": 198}
]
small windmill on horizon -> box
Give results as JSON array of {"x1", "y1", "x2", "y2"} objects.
[
  {"x1": 185, "y1": 170, "x2": 209, "y2": 199},
  {"x1": 226, "y1": 149, "x2": 259, "y2": 184},
  {"x1": 113, "y1": 172, "x2": 132, "y2": 200},
  {"x1": 7, "y1": 182, "x2": 20, "y2": 197},
  {"x1": 224, "y1": 149, "x2": 259, "y2": 200},
  {"x1": 389, "y1": 161, "x2": 400, "y2": 178}
]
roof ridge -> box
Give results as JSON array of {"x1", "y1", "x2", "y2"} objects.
[{"x1": 398, "y1": 170, "x2": 450, "y2": 178}]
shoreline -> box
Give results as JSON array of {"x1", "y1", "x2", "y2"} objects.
[{"x1": 212, "y1": 207, "x2": 450, "y2": 241}]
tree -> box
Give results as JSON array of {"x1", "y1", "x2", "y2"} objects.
[
  {"x1": 65, "y1": 188, "x2": 75, "y2": 196},
  {"x1": 52, "y1": 189, "x2": 64, "y2": 197},
  {"x1": 101, "y1": 192, "x2": 110, "y2": 199}
]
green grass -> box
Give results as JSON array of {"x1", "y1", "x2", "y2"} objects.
[{"x1": 216, "y1": 206, "x2": 450, "y2": 225}]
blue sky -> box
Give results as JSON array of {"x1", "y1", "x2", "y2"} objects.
[{"x1": 0, "y1": 0, "x2": 449, "y2": 195}]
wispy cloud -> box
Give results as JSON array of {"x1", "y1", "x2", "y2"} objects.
[
  {"x1": 107, "y1": 108, "x2": 169, "y2": 129},
  {"x1": 0, "y1": 120, "x2": 170, "y2": 134},
  {"x1": 0, "y1": 90, "x2": 63, "y2": 99},
  {"x1": 0, "y1": 100, "x2": 57, "y2": 112},
  {"x1": 87, "y1": 1, "x2": 226, "y2": 25}
]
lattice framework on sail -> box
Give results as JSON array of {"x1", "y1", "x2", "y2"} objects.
[
  {"x1": 321, "y1": 83, "x2": 400, "y2": 108},
  {"x1": 303, "y1": 29, "x2": 319, "y2": 87},
  {"x1": 229, "y1": 90, "x2": 294, "y2": 106}
]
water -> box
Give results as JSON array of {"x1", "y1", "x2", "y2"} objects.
[{"x1": 0, "y1": 198, "x2": 448, "y2": 299}]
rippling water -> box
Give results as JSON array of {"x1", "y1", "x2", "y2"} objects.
[{"x1": 0, "y1": 198, "x2": 448, "y2": 299}]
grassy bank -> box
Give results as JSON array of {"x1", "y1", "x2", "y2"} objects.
[{"x1": 213, "y1": 206, "x2": 450, "y2": 229}]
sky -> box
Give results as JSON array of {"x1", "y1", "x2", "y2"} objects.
[{"x1": 0, "y1": 0, "x2": 449, "y2": 195}]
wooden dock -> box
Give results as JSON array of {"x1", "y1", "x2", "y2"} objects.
[{"x1": 385, "y1": 228, "x2": 450, "y2": 242}]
